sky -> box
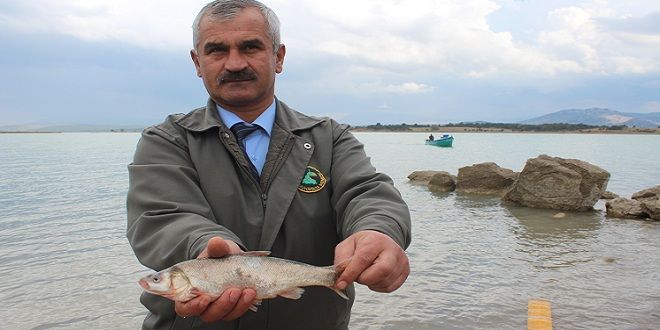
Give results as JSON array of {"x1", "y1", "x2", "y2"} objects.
[{"x1": 1, "y1": 0, "x2": 659, "y2": 126}]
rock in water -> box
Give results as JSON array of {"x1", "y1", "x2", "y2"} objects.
[{"x1": 503, "y1": 155, "x2": 610, "y2": 211}]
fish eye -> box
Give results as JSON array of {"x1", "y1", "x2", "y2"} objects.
[{"x1": 152, "y1": 275, "x2": 160, "y2": 282}]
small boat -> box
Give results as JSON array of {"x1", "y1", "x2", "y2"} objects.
[{"x1": 425, "y1": 134, "x2": 453, "y2": 147}]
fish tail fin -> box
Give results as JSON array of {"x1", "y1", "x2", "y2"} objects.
[
  {"x1": 330, "y1": 287, "x2": 349, "y2": 300},
  {"x1": 321, "y1": 258, "x2": 351, "y2": 300}
]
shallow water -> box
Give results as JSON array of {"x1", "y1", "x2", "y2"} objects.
[{"x1": 0, "y1": 132, "x2": 658, "y2": 329}]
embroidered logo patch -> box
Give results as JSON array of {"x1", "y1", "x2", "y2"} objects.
[{"x1": 298, "y1": 166, "x2": 326, "y2": 193}]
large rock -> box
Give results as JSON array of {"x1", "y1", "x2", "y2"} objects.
[
  {"x1": 641, "y1": 199, "x2": 660, "y2": 220},
  {"x1": 632, "y1": 185, "x2": 660, "y2": 202},
  {"x1": 632, "y1": 185, "x2": 660, "y2": 220},
  {"x1": 456, "y1": 162, "x2": 517, "y2": 196},
  {"x1": 601, "y1": 191, "x2": 619, "y2": 200},
  {"x1": 428, "y1": 171, "x2": 457, "y2": 193},
  {"x1": 502, "y1": 155, "x2": 610, "y2": 211},
  {"x1": 408, "y1": 170, "x2": 443, "y2": 185},
  {"x1": 605, "y1": 198, "x2": 646, "y2": 219}
]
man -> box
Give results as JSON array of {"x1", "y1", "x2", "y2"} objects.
[{"x1": 127, "y1": 0, "x2": 411, "y2": 329}]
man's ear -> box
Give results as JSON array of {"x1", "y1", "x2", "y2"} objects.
[
  {"x1": 191, "y1": 50, "x2": 202, "y2": 77},
  {"x1": 275, "y1": 44, "x2": 286, "y2": 73}
]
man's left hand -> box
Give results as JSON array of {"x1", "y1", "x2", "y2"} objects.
[{"x1": 333, "y1": 230, "x2": 409, "y2": 293}]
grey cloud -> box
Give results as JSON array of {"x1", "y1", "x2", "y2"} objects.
[{"x1": 597, "y1": 11, "x2": 660, "y2": 35}]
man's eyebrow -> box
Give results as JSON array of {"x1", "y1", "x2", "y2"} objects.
[
  {"x1": 240, "y1": 39, "x2": 266, "y2": 48},
  {"x1": 203, "y1": 42, "x2": 227, "y2": 52}
]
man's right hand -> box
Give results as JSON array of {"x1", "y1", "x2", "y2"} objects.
[{"x1": 174, "y1": 237, "x2": 257, "y2": 323}]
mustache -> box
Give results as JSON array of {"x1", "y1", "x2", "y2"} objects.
[{"x1": 218, "y1": 70, "x2": 257, "y2": 83}]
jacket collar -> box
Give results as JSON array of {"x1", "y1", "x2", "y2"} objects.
[
  {"x1": 175, "y1": 97, "x2": 325, "y2": 133},
  {"x1": 273, "y1": 98, "x2": 325, "y2": 132},
  {"x1": 174, "y1": 98, "x2": 224, "y2": 132}
]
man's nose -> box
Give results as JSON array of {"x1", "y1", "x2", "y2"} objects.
[{"x1": 225, "y1": 49, "x2": 248, "y2": 72}]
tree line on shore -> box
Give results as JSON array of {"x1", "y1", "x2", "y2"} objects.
[{"x1": 352, "y1": 122, "x2": 633, "y2": 132}]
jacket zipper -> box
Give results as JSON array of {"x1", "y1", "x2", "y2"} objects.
[{"x1": 221, "y1": 130, "x2": 266, "y2": 208}]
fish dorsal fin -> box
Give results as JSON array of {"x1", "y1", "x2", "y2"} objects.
[
  {"x1": 238, "y1": 251, "x2": 271, "y2": 257},
  {"x1": 278, "y1": 287, "x2": 305, "y2": 300}
]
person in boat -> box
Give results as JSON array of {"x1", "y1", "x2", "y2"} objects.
[
  {"x1": 428, "y1": 134, "x2": 434, "y2": 141},
  {"x1": 126, "y1": 1, "x2": 411, "y2": 329}
]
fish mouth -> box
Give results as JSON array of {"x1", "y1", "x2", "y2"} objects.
[{"x1": 138, "y1": 278, "x2": 150, "y2": 290}]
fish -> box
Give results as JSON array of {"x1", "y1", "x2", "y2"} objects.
[{"x1": 138, "y1": 251, "x2": 349, "y2": 311}]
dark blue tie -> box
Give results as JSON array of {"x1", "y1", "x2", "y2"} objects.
[
  {"x1": 230, "y1": 122, "x2": 261, "y2": 180},
  {"x1": 231, "y1": 122, "x2": 261, "y2": 144}
]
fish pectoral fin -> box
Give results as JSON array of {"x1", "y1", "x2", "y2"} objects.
[
  {"x1": 277, "y1": 287, "x2": 305, "y2": 300},
  {"x1": 248, "y1": 299, "x2": 263, "y2": 312}
]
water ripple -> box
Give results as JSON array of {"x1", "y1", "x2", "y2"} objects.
[{"x1": 1, "y1": 132, "x2": 660, "y2": 329}]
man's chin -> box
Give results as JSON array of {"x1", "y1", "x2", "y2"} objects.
[{"x1": 215, "y1": 94, "x2": 265, "y2": 109}]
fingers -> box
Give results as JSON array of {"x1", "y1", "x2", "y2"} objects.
[
  {"x1": 175, "y1": 295, "x2": 211, "y2": 318},
  {"x1": 361, "y1": 250, "x2": 409, "y2": 292},
  {"x1": 175, "y1": 288, "x2": 257, "y2": 323},
  {"x1": 335, "y1": 230, "x2": 409, "y2": 292},
  {"x1": 199, "y1": 288, "x2": 256, "y2": 323},
  {"x1": 334, "y1": 235, "x2": 356, "y2": 267},
  {"x1": 222, "y1": 289, "x2": 257, "y2": 321},
  {"x1": 336, "y1": 242, "x2": 379, "y2": 290},
  {"x1": 333, "y1": 236, "x2": 358, "y2": 290},
  {"x1": 198, "y1": 237, "x2": 243, "y2": 259}
]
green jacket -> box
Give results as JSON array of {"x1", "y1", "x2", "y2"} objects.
[{"x1": 127, "y1": 99, "x2": 411, "y2": 330}]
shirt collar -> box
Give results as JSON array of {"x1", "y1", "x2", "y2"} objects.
[{"x1": 217, "y1": 100, "x2": 276, "y2": 136}]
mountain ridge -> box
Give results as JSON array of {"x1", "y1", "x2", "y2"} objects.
[{"x1": 519, "y1": 108, "x2": 660, "y2": 128}]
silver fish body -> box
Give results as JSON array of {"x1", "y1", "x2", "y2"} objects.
[{"x1": 139, "y1": 252, "x2": 348, "y2": 309}]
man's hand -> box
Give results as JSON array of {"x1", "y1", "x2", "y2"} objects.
[
  {"x1": 334, "y1": 230, "x2": 409, "y2": 293},
  {"x1": 174, "y1": 237, "x2": 257, "y2": 323}
]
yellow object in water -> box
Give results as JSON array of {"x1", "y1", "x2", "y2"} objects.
[{"x1": 528, "y1": 299, "x2": 552, "y2": 330}]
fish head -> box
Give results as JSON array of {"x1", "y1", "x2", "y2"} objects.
[
  {"x1": 139, "y1": 270, "x2": 174, "y2": 295},
  {"x1": 138, "y1": 268, "x2": 196, "y2": 302}
]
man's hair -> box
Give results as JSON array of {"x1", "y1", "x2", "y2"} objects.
[{"x1": 192, "y1": 0, "x2": 281, "y2": 54}]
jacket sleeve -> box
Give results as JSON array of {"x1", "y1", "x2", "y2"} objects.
[
  {"x1": 126, "y1": 122, "x2": 245, "y2": 271},
  {"x1": 329, "y1": 122, "x2": 412, "y2": 249}
]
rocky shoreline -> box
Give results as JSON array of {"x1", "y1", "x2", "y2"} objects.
[{"x1": 409, "y1": 154, "x2": 659, "y2": 221}]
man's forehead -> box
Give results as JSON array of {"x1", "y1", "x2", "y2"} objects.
[
  {"x1": 201, "y1": 33, "x2": 268, "y2": 46},
  {"x1": 198, "y1": 10, "x2": 270, "y2": 43}
]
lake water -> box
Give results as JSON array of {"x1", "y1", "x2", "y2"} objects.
[{"x1": 0, "y1": 132, "x2": 659, "y2": 329}]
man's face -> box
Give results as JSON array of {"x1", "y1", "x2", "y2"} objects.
[{"x1": 191, "y1": 7, "x2": 285, "y2": 114}]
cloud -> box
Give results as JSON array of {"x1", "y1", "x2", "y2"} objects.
[
  {"x1": 1, "y1": 0, "x2": 659, "y2": 126},
  {"x1": 0, "y1": 1, "x2": 203, "y2": 51},
  {"x1": 354, "y1": 82, "x2": 435, "y2": 94},
  {"x1": 278, "y1": 0, "x2": 660, "y2": 79},
  {"x1": 536, "y1": 5, "x2": 660, "y2": 75},
  {"x1": 2, "y1": 0, "x2": 659, "y2": 77}
]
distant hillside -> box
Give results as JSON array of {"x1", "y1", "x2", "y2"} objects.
[{"x1": 520, "y1": 108, "x2": 660, "y2": 128}]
